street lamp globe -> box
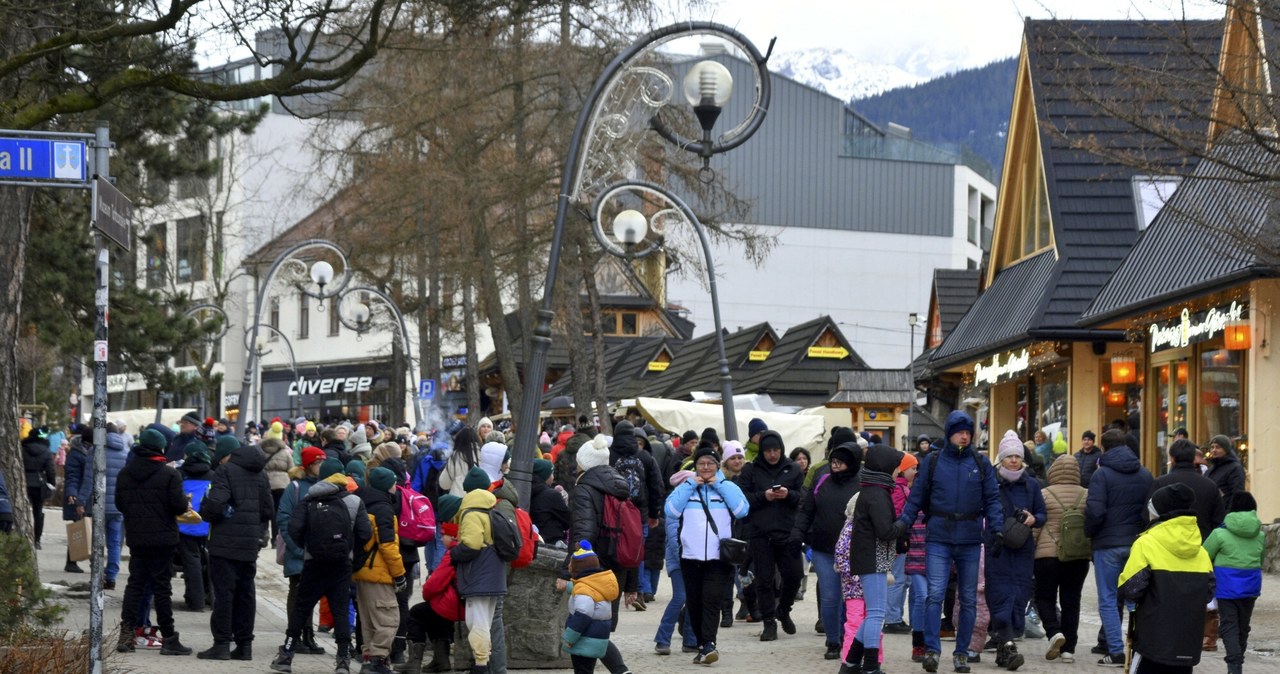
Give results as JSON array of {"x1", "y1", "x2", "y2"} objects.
[
  {"x1": 254, "y1": 335, "x2": 269, "y2": 354},
  {"x1": 310, "y1": 260, "x2": 334, "y2": 290},
  {"x1": 683, "y1": 60, "x2": 734, "y2": 133},
  {"x1": 350, "y1": 301, "x2": 371, "y2": 326},
  {"x1": 612, "y1": 209, "x2": 648, "y2": 246}
]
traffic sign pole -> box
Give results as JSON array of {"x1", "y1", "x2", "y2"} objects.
[{"x1": 88, "y1": 123, "x2": 111, "y2": 674}]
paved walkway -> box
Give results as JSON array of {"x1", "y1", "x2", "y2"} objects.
[{"x1": 37, "y1": 509, "x2": 1280, "y2": 673}]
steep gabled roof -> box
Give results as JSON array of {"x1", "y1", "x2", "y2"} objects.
[
  {"x1": 734, "y1": 316, "x2": 869, "y2": 397},
  {"x1": 638, "y1": 323, "x2": 777, "y2": 400},
  {"x1": 931, "y1": 251, "x2": 1057, "y2": 366},
  {"x1": 1081, "y1": 135, "x2": 1280, "y2": 324},
  {"x1": 933, "y1": 269, "x2": 981, "y2": 338},
  {"x1": 541, "y1": 337, "x2": 683, "y2": 404}
]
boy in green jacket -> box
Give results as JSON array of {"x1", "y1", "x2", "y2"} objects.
[{"x1": 1203, "y1": 491, "x2": 1264, "y2": 674}]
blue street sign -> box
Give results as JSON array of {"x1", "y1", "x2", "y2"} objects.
[
  {"x1": 0, "y1": 137, "x2": 88, "y2": 182},
  {"x1": 418, "y1": 379, "x2": 436, "y2": 400}
]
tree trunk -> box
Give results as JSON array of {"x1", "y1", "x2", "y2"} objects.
[
  {"x1": 582, "y1": 246, "x2": 612, "y2": 435},
  {"x1": 462, "y1": 280, "x2": 480, "y2": 425},
  {"x1": 562, "y1": 235, "x2": 592, "y2": 424},
  {"x1": 472, "y1": 216, "x2": 523, "y2": 429},
  {"x1": 0, "y1": 185, "x2": 36, "y2": 548}
]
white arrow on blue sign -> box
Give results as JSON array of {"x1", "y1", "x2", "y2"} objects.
[
  {"x1": 418, "y1": 379, "x2": 436, "y2": 400},
  {"x1": 0, "y1": 137, "x2": 88, "y2": 182}
]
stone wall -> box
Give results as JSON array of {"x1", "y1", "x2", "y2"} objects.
[
  {"x1": 1264, "y1": 522, "x2": 1280, "y2": 574},
  {"x1": 454, "y1": 545, "x2": 572, "y2": 669}
]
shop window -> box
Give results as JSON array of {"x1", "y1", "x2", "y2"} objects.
[
  {"x1": 1038, "y1": 367, "x2": 1068, "y2": 440},
  {"x1": 1200, "y1": 348, "x2": 1243, "y2": 444},
  {"x1": 1152, "y1": 360, "x2": 1189, "y2": 470}
]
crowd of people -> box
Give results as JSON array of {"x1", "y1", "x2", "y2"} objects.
[{"x1": 0, "y1": 409, "x2": 1265, "y2": 674}]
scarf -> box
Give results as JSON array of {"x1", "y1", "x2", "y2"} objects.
[
  {"x1": 858, "y1": 468, "x2": 895, "y2": 490},
  {"x1": 998, "y1": 466, "x2": 1025, "y2": 483}
]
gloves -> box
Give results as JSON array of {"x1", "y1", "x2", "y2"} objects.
[
  {"x1": 989, "y1": 531, "x2": 1004, "y2": 557},
  {"x1": 889, "y1": 520, "x2": 908, "y2": 540},
  {"x1": 394, "y1": 575, "x2": 410, "y2": 594}
]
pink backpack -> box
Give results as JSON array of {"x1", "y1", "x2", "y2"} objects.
[{"x1": 398, "y1": 485, "x2": 437, "y2": 544}]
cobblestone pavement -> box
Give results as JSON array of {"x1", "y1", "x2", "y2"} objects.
[{"x1": 37, "y1": 510, "x2": 1280, "y2": 674}]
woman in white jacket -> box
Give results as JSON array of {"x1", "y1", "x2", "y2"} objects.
[{"x1": 437, "y1": 427, "x2": 483, "y2": 498}]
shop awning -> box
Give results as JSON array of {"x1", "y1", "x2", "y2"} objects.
[
  {"x1": 633, "y1": 396, "x2": 826, "y2": 451},
  {"x1": 1081, "y1": 136, "x2": 1280, "y2": 326}
]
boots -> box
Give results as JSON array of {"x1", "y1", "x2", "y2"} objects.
[
  {"x1": 365, "y1": 655, "x2": 393, "y2": 674},
  {"x1": 271, "y1": 641, "x2": 295, "y2": 673},
  {"x1": 838, "y1": 662, "x2": 862, "y2": 674},
  {"x1": 197, "y1": 642, "x2": 232, "y2": 660},
  {"x1": 760, "y1": 620, "x2": 778, "y2": 641},
  {"x1": 423, "y1": 640, "x2": 451, "y2": 673},
  {"x1": 300, "y1": 626, "x2": 328, "y2": 655},
  {"x1": 116, "y1": 624, "x2": 135, "y2": 653},
  {"x1": 1203, "y1": 610, "x2": 1219, "y2": 652},
  {"x1": 391, "y1": 636, "x2": 407, "y2": 666},
  {"x1": 996, "y1": 641, "x2": 1024, "y2": 671},
  {"x1": 721, "y1": 605, "x2": 733, "y2": 628},
  {"x1": 862, "y1": 647, "x2": 882, "y2": 674},
  {"x1": 735, "y1": 599, "x2": 749, "y2": 621},
  {"x1": 470, "y1": 665, "x2": 489, "y2": 674},
  {"x1": 230, "y1": 641, "x2": 252, "y2": 660},
  {"x1": 395, "y1": 641, "x2": 425, "y2": 674},
  {"x1": 160, "y1": 631, "x2": 193, "y2": 656}
]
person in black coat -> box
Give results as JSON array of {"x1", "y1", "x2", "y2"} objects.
[
  {"x1": 198, "y1": 436, "x2": 274, "y2": 660},
  {"x1": 1205, "y1": 435, "x2": 1246, "y2": 507},
  {"x1": 20, "y1": 430, "x2": 55, "y2": 549},
  {"x1": 844, "y1": 444, "x2": 905, "y2": 674},
  {"x1": 62, "y1": 426, "x2": 94, "y2": 572},
  {"x1": 114, "y1": 428, "x2": 193, "y2": 656},
  {"x1": 1150, "y1": 439, "x2": 1224, "y2": 541},
  {"x1": 737, "y1": 430, "x2": 805, "y2": 639},
  {"x1": 529, "y1": 459, "x2": 570, "y2": 547}
]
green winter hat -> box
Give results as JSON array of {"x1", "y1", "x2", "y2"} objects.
[
  {"x1": 183, "y1": 439, "x2": 211, "y2": 466},
  {"x1": 368, "y1": 467, "x2": 397, "y2": 493},
  {"x1": 532, "y1": 458, "x2": 553, "y2": 482},
  {"x1": 319, "y1": 458, "x2": 346, "y2": 480},
  {"x1": 213, "y1": 434, "x2": 240, "y2": 463},
  {"x1": 138, "y1": 428, "x2": 168, "y2": 454},
  {"x1": 345, "y1": 459, "x2": 367, "y2": 487},
  {"x1": 462, "y1": 466, "x2": 492, "y2": 493},
  {"x1": 437, "y1": 494, "x2": 463, "y2": 523}
]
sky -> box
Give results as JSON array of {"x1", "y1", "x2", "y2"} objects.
[{"x1": 699, "y1": 0, "x2": 1227, "y2": 74}]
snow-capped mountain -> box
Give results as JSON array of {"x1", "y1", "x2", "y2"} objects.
[{"x1": 770, "y1": 48, "x2": 925, "y2": 101}]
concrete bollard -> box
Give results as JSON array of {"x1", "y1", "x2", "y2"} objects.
[{"x1": 454, "y1": 545, "x2": 572, "y2": 669}]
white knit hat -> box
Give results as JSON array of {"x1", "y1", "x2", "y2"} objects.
[
  {"x1": 997, "y1": 430, "x2": 1025, "y2": 463},
  {"x1": 577, "y1": 436, "x2": 611, "y2": 473}
]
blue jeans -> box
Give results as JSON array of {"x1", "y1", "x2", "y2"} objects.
[
  {"x1": 856, "y1": 573, "x2": 888, "y2": 645},
  {"x1": 423, "y1": 529, "x2": 445, "y2": 573},
  {"x1": 1094, "y1": 547, "x2": 1129, "y2": 656},
  {"x1": 925, "y1": 542, "x2": 982, "y2": 655},
  {"x1": 886, "y1": 552, "x2": 908, "y2": 623},
  {"x1": 812, "y1": 550, "x2": 846, "y2": 649},
  {"x1": 104, "y1": 514, "x2": 124, "y2": 581},
  {"x1": 908, "y1": 572, "x2": 928, "y2": 630},
  {"x1": 655, "y1": 568, "x2": 697, "y2": 648},
  {"x1": 638, "y1": 522, "x2": 652, "y2": 594}
]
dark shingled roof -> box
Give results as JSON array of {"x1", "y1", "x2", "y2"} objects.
[
  {"x1": 639, "y1": 323, "x2": 779, "y2": 400},
  {"x1": 828, "y1": 370, "x2": 913, "y2": 405},
  {"x1": 934, "y1": 269, "x2": 981, "y2": 338},
  {"x1": 931, "y1": 19, "x2": 1221, "y2": 368},
  {"x1": 734, "y1": 316, "x2": 869, "y2": 397},
  {"x1": 1081, "y1": 135, "x2": 1280, "y2": 324},
  {"x1": 541, "y1": 337, "x2": 683, "y2": 404}
]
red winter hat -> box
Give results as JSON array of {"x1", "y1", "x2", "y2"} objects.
[{"x1": 301, "y1": 446, "x2": 326, "y2": 469}]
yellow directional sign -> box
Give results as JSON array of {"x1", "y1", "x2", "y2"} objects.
[
  {"x1": 647, "y1": 361, "x2": 670, "y2": 372},
  {"x1": 808, "y1": 346, "x2": 849, "y2": 359},
  {"x1": 748, "y1": 350, "x2": 771, "y2": 361}
]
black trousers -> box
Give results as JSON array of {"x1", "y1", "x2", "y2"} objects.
[
  {"x1": 209, "y1": 555, "x2": 258, "y2": 644},
  {"x1": 178, "y1": 534, "x2": 210, "y2": 610},
  {"x1": 1219, "y1": 597, "x2": 1256, "y2": 666},
  {"x1": 27, "y1": 487, "x2": 44, "y2": 542},
  {"x1": 406, "y1": 602, "x2": 454, "y2": 643},
  {"x1": 121, "y1": 545, "x2": 177, "y2": 637},
  {"x1": 270, "y1": 489, "x2": 284, "y2": 540},
  {"x1": 289, "y1": 560, "x2": 352, "y2": 651},
  {"x1": 750, "y1": 537, "x2": 802, "y2": 620},
  {"x1": 569, "y1": 642, "x2": 626, "y2": 674},
  {"x1": 681, "y1": 558, "x2": 733, "y2": 648},
  {"x1": 1033, "y1": 557, "x2": 1089, "y2": 652}
]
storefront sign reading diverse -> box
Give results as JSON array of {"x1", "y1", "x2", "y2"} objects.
[
  {"x1": 287, "y1": 376, "x2": 374, "y2": 397},
  {"x1": 1148, "y1": 301, "x2": 1247, "y2": 353},
  {"x1": 973, "y1": 348, "x2": 1030, "y2": 386}
]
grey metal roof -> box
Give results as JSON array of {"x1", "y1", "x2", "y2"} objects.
[
  {"x1": 930, "y1": 250, "x2": 1057, "y2": 367},
  {"x1": 933, "y1": 269, "x2": 981, "y2": 338},
  {"x1": 1081, "y1": 135, "x2": 1280, "y2": 324},
  {"x1": 829, "y1": 369, "x2": 913, "y2": 405},
  {"x1": 734, "y1": 316, "x2": 869, "y2": 396}
]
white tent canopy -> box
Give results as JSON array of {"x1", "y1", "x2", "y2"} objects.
[
  {"x1": 633, "y1": 397, "x2": 827, "y2": 452},
  {"x1": 94, "y1": 408, "x2": 195, "y2": 432}
]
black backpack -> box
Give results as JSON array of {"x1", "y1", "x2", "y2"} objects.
[
  {"x1": 614, "y1": 453, "x2": 646, "y2": 507},
  {"x1": 462, "y1": 506, "x2": 523, "y2": 563},
  {"x1": 304, "y1": 492, "x2": 354, "y2": 562}
]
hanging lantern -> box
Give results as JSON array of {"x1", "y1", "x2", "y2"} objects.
[
  {"x1": 1177, "y1": 362, "x2": 1188, "y2": 384},
  {"x1": 1107, "y1": 390, "x2": 1126, "y2": 406},
  {"x1": 1110, "y1": 356, "x2": 1136, "y2": 384},
  {"x1": 1224, "y1": 319, "x2": 1251, "y2": 350}
]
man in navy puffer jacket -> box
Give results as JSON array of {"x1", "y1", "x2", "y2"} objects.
[
  {"x1": 895, "y1": 411, "x2": 1002, "y2": 674},
  {"x1": 1083, "y1": 429, "x2": 1152, "y2": 666}
]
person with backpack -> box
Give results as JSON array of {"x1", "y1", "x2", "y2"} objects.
[
  {"x1": 738, "y1": 430, "x2": 805, "y2": 642},
  {"x1": 893, "y1": 411, "x2": 1003, "y2": 674},
  {"x1": 276, "y1": 447, "x2": 331, "y2": 656},
  {"x1": 178, "y1": 441, "x2": 214, "y2": 612},
  {"x1": 351, "y1": 467, "x2": 408, "y2": 674},
  {"x1": 1032, "y1": 445, "x2": 1090, "y2": 664},
  {"x1": 402, "y1": 494, "x2": 464, "y2": 674},
  {"x1": 665, "y1": 445, "x2": 749, "y2": 665},
  {"x1": 1204, "y1": 491, "x2": 1265, "y2": 674},
  {"x1": 453, "y1": 467, "x2": 512, "y2": 674},
  {"x1": 985, "y1": 432, "x2": 1045, "y2": 672},
  {"x1": 608, "y1": 420, "x2": 663, "y2": 611},
  {"x1": 790, "y1": 439, "x2": 862, "y2": 660},
  {"x1": 270, "y1": 458, "x2": 372, "y2": 674},
  {"x1": 569, "y1": 436, "x2": 636, "y2": 626}
]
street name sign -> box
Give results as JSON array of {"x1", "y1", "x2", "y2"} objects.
[
  {"x1": 92, "y1": 176, "x2": 132, "y2": 251},
  {"x1": 0, "y1": 137, "x2": 88, "y2": 182}
]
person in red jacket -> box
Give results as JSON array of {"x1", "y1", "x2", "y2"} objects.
[{"x1": 403, "y1": 495, "x2": 465, "y2": 673}]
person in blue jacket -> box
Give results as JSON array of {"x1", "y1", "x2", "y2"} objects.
[
  {"x1": 62, "y1": 425, "x2": 95, "y2": 572},
  {"x1": 986, "y1": 431, "x2": 1046, "y2": 671},
  {"x1": 665, "y1": 446, "x2": 749, "y2": 666},
  {"x1": 178, "y1": 441, "x2": 214, "y2": 611},
  {"x1": 894, "y1": 411, "x2": 1003, "y2": 674},
  {"x1": 653, "y1": 469, "x2": 699, "y2": 656},
  {"x1": 102, "y1": 423, "x2": 131, "y2": 589}
]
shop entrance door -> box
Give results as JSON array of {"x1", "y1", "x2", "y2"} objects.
[{"x1": 1150, "y1": 358, "x2": 1189, "y2": 474}]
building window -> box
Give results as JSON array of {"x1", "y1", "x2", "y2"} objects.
[
  {"x1": 145, "y1": 224, "x2": 167, "y2": 288},
  {"x1": 175, "y1": 215, "x2": 206, "y2": 282},
  {"x1": 1199, "y1": 347, "x2": 1244, "y2": 448},
  {"x1": 329, "y1": 296, "x2": 340, "y2": 336},
  {"x1": 298, "y1": 296, "x2": 309, "y2": 340},
  {"x1": 269, "y1": 297, "x2": 279, "y2": 341},
  {"x1": 620, "y1": 313, "x2": 638, "y2": 335},
  {"x1": 1132, "y1": 176, "x2": 1180, "y2": 230},
  {"x1": 175, "y1": 139, "x2": 209, "y2": 199}
]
